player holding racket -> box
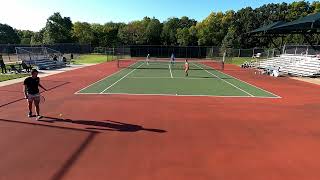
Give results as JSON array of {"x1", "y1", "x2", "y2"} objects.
[
  {"x1": 23, "y1": 69, "x2": 47, "y2": 120},
  {"x1": 170, "y1": 53, "x2": 175, "y2": 65},
  {"x1": 146, "y1": 54, "x2": 150, "y2": 65},
  {"x1": 185, "y1": 59, "x2": 189, "y2": 77}
]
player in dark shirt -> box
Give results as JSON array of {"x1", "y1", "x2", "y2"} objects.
[
  {"x1": 23, "y1": 69, "x2": 47, "y2": 120},
  {"x1": 0, "y1": 55, "x2": 7, "y2": 74}
]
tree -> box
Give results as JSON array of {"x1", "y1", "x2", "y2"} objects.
[
  {"x1": 0, "y1": 24, "x2": 20, "y2": 44},
  {"x1": 197, "y1": 11, "x2": 234, "y2": 46},
  {"x1": 145, "y1": 18, "x2": 162, "y2": 44},
  {"x1": 221, "y1": 26, "x2": 239, "y2": 50},
  {"x1": 118, "y1": 17, "x2": 159, "y2": 45},
  {"x1": 118, "y1": 20, "x2": 145, "y2": 45},
  {"x1": 101, "y1": 22, "x2": 123, "y2": 47},
  {"x1": 179, "y1": 16, "x2": 197, "y2": 29},
  {"x1": 161, "y1": 18, "x2": 180, "y2": 45},
  {"x1": 188, "y1": 26, "x2": 198, "y2": 46},
  {"x1": 42, "y1": 12, "x2": 73, "y2": 44},
  {"x1": 72, "y1": 22, "x2": 94, "y2": 44},
  {"x1": 30, "y1": 29, "x2": 45, "y2": 45},
  {"x1": 17, "y1": 30, "x2": 35, "y2": 44},
  {"x1": 233, "y1": 7, "x2": 259, "y2": 48},
  {"x1": 287, "y1": 1, "x2": 312, "y2": 21},
  {"x1": 312, "y1": 1, "x2": 320, "y2": 12},
  {"x1": 161, "y1": 17, "x2": 196, "y2": 45},
  {"x1": 176, "y1": 28, "x2": 190, "y2": 46}
]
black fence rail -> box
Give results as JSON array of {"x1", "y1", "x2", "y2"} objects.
[
  {"x1": 93, "y1": 45, "x2": 280, "y2": 61},
  {"x1": 0, "y1": 43, "x2": 91, "y2": 54},
  {"x1": 128, "y1": 45, "x2": 209, "y2": 58}
]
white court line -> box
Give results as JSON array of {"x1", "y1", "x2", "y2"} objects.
[
  {"x1": 201, "y1": 63, "x2": 281, "y2": 98},
  {"x1": 127, "y1": 77, "x2": 212, "y2": 80},
  {"x1": 100, "y1": 63, "x2": 144, "y2": 94},
  {"x1": 169, "y1": 64, "x2": 173, "y2": 78},
  {"x1": 75, "y1": 92, "x2": 281, "y2": 99},
  {"x1": 75, "y1": 61, "x2": 140, "y2": 94},
  {"x1": 193, "y1": 63, "x2": 255, "y2": 97}
]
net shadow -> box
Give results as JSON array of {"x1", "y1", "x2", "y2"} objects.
[{"x1": 40, "y1": 117, "x2": 167, "y2": 134}]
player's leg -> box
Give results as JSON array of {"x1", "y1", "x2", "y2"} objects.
[
  {"x1": 34, "y1": 95, "x2": 41, "y2": 119},
  {"x1": 27, "y1": 98, "x2": 33, "y2": 117}
]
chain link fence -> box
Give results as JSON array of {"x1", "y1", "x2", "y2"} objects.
[
  {"x1": 0, "y1": 43, "x2": 91, "y2": 63},
  {"x1": 283, "y1": 45, "x2": 320, "y2": 56}
]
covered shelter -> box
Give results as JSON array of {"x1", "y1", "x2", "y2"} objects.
[
  {"x1": 250, "y1": 21, "x2": 287, "y2": 34},
  {"x1": 250, "y1": 13, "x2": 320, "y2": 50}
]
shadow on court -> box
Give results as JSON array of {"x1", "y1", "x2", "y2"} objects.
[
  {"x1": 40, "y1": 117, "x2": 167, "y2": 133},
  {"x1": 0, "y1": 81, "x2": 71, "y2": 108}
]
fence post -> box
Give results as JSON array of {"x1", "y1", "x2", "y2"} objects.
[
  {"x1": 113, "y1": 47, "x2": 115, "y2": 59},
  {"x1": 282, "y1": 44, "x2": 286, "y2": 54},
  {"x1": 238, "y1": 49, "x2": 241, "y2": 57},
  {"x1": 7, "y1": 52, "x2": 11, "y2": 62},
  {"x1": 222, "y1": 51, "x2": 226, "y2": 70},
  {"x1": 273, "y1": 49, "x2": 275, "y2": 57},
  {"x1": 185, "y1": 46, "x2": 187, "y2": 58}
]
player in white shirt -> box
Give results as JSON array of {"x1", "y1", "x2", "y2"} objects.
[
  {"x1": 170, "y1": 53, "x2": 175, "y2": 65},
  {"x1": 146, "y1": 54, "x2": 150, "y2": 65}
]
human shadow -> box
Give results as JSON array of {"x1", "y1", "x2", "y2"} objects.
[{"x1": 40, "y1": 117, "x2": 167, "y2": 133}]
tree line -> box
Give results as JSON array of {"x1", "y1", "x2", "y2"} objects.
[{"x1": 0, "y1": 1, "x2": 319, "y2": 49}]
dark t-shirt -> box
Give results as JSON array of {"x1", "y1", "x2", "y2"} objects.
[
  {"x1": 24, "y1": 77, "x2": 40, "y2": 95},
  {"x1": 0, "y1": 59, "x2": 5, "y2": 67}
]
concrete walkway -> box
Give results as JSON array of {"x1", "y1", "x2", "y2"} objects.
[
  {"x1": 290, "y1": 77, "x2": 320, "y2": 86},
  {"x1": 0, "y1": 64, "x2": 97, "y2": 87}
]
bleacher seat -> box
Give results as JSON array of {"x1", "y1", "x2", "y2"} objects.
[
  {"x1": 259, "y1": 55, "x2": 320, "y2": 77},
  {"x1": 27, "y1": 58, "x2": 66, "y2": 70}
]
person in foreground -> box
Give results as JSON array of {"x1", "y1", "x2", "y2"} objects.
[
  {"x1": 23, "y1": 69, "x2": 47, "y2": 120},
  {"x1": 185, "y1": 59, "x2": 189, "y2": 77}
]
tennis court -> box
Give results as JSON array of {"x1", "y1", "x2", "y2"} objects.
[{"x1": 76, "y1": 60, "x2": 279, "y2": 98}]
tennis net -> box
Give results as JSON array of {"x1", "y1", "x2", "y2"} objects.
[{"x1": 117, "y1": 58, "x2": 223, "y2": 70}]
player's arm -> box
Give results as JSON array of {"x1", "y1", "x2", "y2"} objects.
[
  {"x1": 39, "y1": 79, "x2": 47, "y2": 91},
  {"x1": 23, "y1": 85, "x2": 28, "y2": 99}
]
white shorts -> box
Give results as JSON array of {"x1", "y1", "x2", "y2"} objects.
[{"x1": 27, "y1": 93, "x2": 40, "y2": 102}]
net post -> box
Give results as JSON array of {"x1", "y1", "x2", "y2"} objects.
[
  {"x1": 113, "y1": 47, "x2": 115, "y2": 60},
  {"x1": 222, "y1": 50, "x2": 226, "y2": 70},
  {"x1": 117, "y1": 56, "x2": 120, "y2": 68}
]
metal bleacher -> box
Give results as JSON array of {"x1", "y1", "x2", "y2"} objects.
[
  {"x1": 259, "y1": 54, "x2": 320, "y2": 77},
  {"x1": 282, "y1": 57, "x2": 320, "y2": 76},
  {"x1": 15, "y1": 47, "x2": 66, "y2": 70}
]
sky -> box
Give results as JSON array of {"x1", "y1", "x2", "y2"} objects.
[{"x1": 0, "y1": 0, "x2": 304, "y2": 31}]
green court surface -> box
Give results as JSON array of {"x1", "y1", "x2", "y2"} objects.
[{"x1": 76, "y1": 61, "x2": 279, "y2": 98}]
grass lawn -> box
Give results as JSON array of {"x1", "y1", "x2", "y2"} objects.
[
  {"x1": 226, "y1": 57, "x2": 256, "y2": 66},
  {"x1": 73, "y1": 54, "x2": 117, "y2": 64},
  {"x1": 0, "y1": 74, "x2": 28, "y2": 82}
]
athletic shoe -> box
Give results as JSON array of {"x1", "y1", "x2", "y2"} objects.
[
  {"x1": 36, "y1": 115, "x2": 42, "y2": 121},
  {"x1": 28, "y1": 112, "x2": 32, "y2": 118}
]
